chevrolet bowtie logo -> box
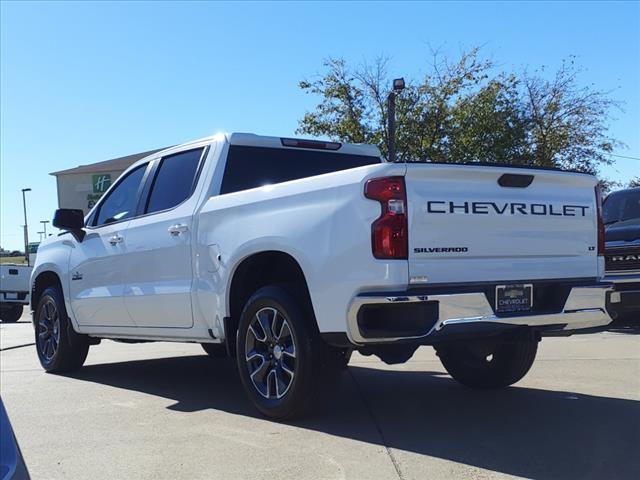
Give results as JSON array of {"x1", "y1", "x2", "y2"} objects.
[{"x1": 504, "y1": 289, "x2": 523, "y2": 299}]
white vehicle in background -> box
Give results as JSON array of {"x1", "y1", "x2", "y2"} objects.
[
  {"x1": 1, "y1": 263, "x2": 31, "y2": 323},
  {"x1": 31, "y1": 132, "x2": 612, "y2": 419},
  {"x1": 1, "y1": 243, "x2": 37, "y2": 323}
]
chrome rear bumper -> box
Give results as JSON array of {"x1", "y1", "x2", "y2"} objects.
[
  {"x1": 604, "y1": 272, "x2": 640, "y2": 284},
  {"x1": 347, "y1": 284, "x2": 613, "y2": 345}
]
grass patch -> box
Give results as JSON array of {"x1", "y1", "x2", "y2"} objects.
[{"x1": 0, "y1": 256, "x2": 27, "y2": 264}]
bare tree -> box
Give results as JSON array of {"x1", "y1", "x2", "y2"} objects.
[{"x1": 522, "y1": 57, "x2": 622, "y2": 173}]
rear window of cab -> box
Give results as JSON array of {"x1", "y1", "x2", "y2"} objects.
[{"x1": 220, "y1": 146, "x2": 380, "y2": 194}]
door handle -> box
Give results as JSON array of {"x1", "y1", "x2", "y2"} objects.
[
  {"x1": 168, "y1": 224, "x2": 188, "y2": 235},
  {"x1": 108, "y1": 234, "x2": 123, "y2": 245}
]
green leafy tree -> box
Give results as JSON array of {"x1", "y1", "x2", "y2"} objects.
[
  {"x1": 297, "y1": 49, "x2": 622, "y2": 176},
  {"x1": 447, "y1": 75, "x2": 531, "y2": 165}
]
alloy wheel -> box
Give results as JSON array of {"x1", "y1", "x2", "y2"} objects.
[
  {"x1": 245, "y1": 307, "x2": 297, "y2": 399},
  {"x1": 38, "y1": 298, "x2": 60, "y2": 362}
]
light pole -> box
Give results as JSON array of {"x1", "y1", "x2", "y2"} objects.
[
  {"x1": 40, "y1": 220, "x2": 49, "y2": 237},
  {"x1": 21, "y1": 188, "x2": 31, "y2": 265},
  {"x1": 387, "y1": 77, "x2": 405, "y2": 163},
  {"x1": 37, "y1": 231, "x2": 45, "y2": 241}
]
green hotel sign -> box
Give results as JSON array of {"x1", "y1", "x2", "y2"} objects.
[
  {"x1": 86, "y1": 174, "x2": 112, "y2": 209},
  {"x1": 92, "y1": 174, "x2": 112, "y2": 193}
]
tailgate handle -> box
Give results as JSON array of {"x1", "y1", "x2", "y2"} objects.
[
  {"x1": 498, "y1": 173, "x2": 534, "y2": 188},
  {"x1": 9, "y1": 269, "x2": 18, "y2": 275}
]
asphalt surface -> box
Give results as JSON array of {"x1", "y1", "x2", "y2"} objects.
[{"x1": 1, "y1": 311, "x2": 639, "y2": 480}]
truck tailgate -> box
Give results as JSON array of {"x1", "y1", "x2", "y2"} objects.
[
  {"x1": 0, "y1": 264, "x2": 32, "y2": 299},
  {"x1": 405, "y1": 164, "x2": 600, "y2": 284}
]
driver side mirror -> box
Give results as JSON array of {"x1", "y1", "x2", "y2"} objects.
[{"x1": 52, "y1": 209, "x2": 86, "y2": 241}]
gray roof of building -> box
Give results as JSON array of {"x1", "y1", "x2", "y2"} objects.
[{"x1": 50, "y1": 147, "x2": 169, "y2": 176}]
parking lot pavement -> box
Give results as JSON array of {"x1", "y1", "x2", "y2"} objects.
[{"x1": 1, "y1": 312, "x2": 639, "y2": 480}]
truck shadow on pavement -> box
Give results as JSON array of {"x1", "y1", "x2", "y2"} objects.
[{"x1": 67, "y1": 354, "x2": 640, "y2": 480}]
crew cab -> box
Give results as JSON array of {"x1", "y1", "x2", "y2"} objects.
[
  {"x1": 31, "y1": 133, "x2": 612, "y2": 418},
  {"x1": 603, "y1": 187, "x2": 640, "y2": 326}
]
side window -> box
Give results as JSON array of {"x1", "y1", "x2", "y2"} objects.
[
  {"x1": 95, "y1": 164, "x2": 147, "y2": 226},
  {"x1": 145, "y1": 148, "x2": 203, "y2": 214}
]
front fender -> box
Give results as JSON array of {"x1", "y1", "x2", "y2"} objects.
[{"x1": 30, "y1": 238, "x2": 75, "y2": 326}]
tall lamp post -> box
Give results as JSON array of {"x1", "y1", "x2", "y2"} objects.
[
  {"x1": 37, "y1": 231, "x2": 45, "y2": 242},
  {"x1": 40, "y1": 220, "x2": 49, "y2": 237},
  {"x1": 21, "y1": 188, "x2": 31, "y2": 266},
  {"x1": 387, "y1": 77, "x2": 405, "y2": 163}
]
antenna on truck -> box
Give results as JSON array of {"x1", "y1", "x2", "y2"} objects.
[{"x1": 388, "y1": 78, "x2": 405, "y2": 163}]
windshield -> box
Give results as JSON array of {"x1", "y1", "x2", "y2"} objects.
[{"x1": 603, "y1": 189, "x2": 640, "y2": 225}]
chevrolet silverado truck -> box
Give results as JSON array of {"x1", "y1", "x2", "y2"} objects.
[
  {"x1": 603, "y1": 187, "x2": 640, "y2": 326},
  {"x1": 30, "y1": 133, "x2": 612, "y2": 419}
]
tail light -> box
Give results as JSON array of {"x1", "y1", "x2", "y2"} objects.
[
  {"x1": 595, "y1": 186, "x2": 605, "y2": 255},
  {"x1": 364, "y1": 176, "x2": 408, "y2": 259}
]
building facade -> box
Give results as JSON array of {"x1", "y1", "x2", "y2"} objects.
[{"x1": 50, "y1": 147, "x2": 165, "y2": 214}]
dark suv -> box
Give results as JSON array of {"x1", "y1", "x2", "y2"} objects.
[{"x1": 603, "y1": 187, "x2": 640, "y2": 326}]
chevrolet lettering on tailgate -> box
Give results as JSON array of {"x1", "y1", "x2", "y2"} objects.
[{"x1": 426, "y1": 201, "x2": 590, "y2": 216}]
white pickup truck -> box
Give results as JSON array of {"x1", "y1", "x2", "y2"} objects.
[
  {"x1": 1, "y1": 263, "x2": 31, "y2": 322},
  {"x1": 31, "y1": 133, "x2": 612, "y2": 418}
]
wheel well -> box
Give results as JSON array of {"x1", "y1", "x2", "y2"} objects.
[
  {"x1": 32, "y1": 271, "x2": 63, "y2": 311},
  {"x1": 227, "y1": 251, "x2": 315, "y2": 354}
]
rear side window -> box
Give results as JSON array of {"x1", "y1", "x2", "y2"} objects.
[
  {"x1": 95, "y1": 164, "x2": 147, "y2": 226},
  {"x1": 220, "y1": 146, "x2": 379, "y2": 194},
  {"x1": 146, "y1": 148, "x2": 204, "y2": 214}
]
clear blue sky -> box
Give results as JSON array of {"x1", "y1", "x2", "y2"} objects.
[{"x1": 1, "y1": 1, "x2": 639, "y2": 250}]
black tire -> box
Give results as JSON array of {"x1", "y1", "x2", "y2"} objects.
[
  {"x1": 35, "y1": 286, "x2": 90, "y2": 373},
  {"x1": 236, "y1": 285, "x2": 331, "y2": 420},
  {"x1": 201, "y1": 342, "x2": 227, "y2": 358},
  {"x1": 436, "y1": 339, "x2": 538, "y2": 389},
  {"x1": 0, "y1": 304, "x2": 23, "y2": 323}
]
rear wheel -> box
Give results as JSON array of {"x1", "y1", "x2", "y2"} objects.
[
  {"x1": 0, "y1": 304, "x2": 23, "y2": 323},
  {"x1": 436, "y1": 339, "x2": 538, "y2": 388},
  {"x1": 35, "y1": 287, "x2": 90, "y2": 373},
  {"x1": 236, "y1": 285, "x2": 335, "y2": 419}
]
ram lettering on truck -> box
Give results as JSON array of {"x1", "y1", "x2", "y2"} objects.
[{"x1": 31, "y1": 132, "x2": 612, "y2": 419}]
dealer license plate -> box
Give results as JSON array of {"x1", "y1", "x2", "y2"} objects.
[
  {"x1": 495, "y1": 284, "x2": 533, "y2": 313},
  {"x1": 5, "y1": 292, "x2": 18, "y2": 300}
]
